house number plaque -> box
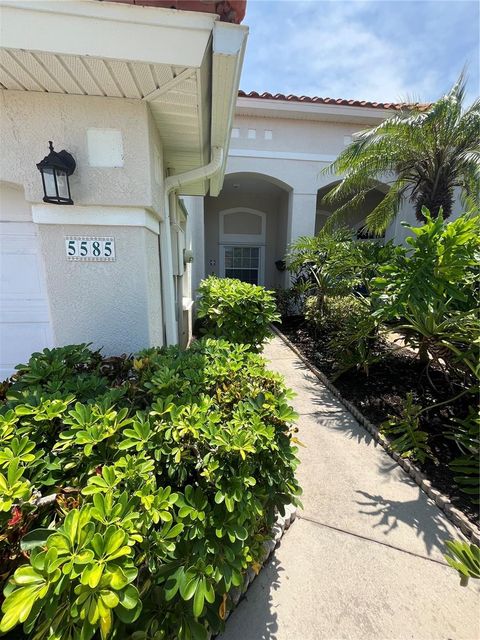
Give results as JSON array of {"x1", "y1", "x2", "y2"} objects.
[{"x1": 65, "y1": 236, "x2": 116, "y2": 261}]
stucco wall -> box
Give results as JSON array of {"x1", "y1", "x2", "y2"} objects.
[
  {"x1": 0, "y1": 182, "x2": 32, "y2": 222},
  {"x1": 231, "y1": 115, "x2": 364, "y2": 157},
  {"x1": 38, "y1": 222, "x2": 163, "y2": 355},
  {"x1": 0, "y1": 90, "x2": 174, "y2": 356},
  {"x1": 147, "y1": 107, "x2": 165, "y2": 218},
  {"x1": 0, "y1": 90, "x2": 157, "y2": 213}
]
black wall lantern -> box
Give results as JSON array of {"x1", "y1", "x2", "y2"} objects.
[{"x1": 36, "y1": 141, "x2": 76, "y2": 205}]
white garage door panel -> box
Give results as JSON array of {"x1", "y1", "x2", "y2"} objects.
[
  {"x1": 0, "y1": 323, "x2": 52, "y2": 379},
  {"x1": 1, "y1": 298, "x2": 52, "y2": 323},
  {"x1": 1, "y1": 253, "x2": 46, "y2": 298},
  {"x1": 0, "y1": 221, "x2": 53, "y2": 380}
]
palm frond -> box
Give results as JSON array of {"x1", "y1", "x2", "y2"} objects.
[{"x1": 322, "y1": 73, "x2": 478, "y2": 231}]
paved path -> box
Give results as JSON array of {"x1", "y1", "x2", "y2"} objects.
[{"x1": 220, "y1": 337, "x2": 480, "y2": 640}]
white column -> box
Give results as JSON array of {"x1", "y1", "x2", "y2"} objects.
[
  {"x1": 287, "y1": 191, "x2": 318, "y2": 244},
  {"x1": 283, "y1": 191, "x2": 318, "y2": 286},
  {"x1": 389, "y1": 199, "x2": 417, "y2": 246}
]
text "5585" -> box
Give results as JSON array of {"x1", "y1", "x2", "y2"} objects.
[{"x1": 65, "y1": 237, "x2": 116, "y2": 261}]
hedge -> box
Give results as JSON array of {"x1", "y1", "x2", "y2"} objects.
[{"x1": 0, "y1": 338, "x2": 300, "y2": 639}]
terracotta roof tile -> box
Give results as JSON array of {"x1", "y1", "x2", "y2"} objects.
[
  {"x1": 238, "y1": 90, "x2": 431, "y2": 111},
  {"x1": 99, "y1": 0, "x2": 246, "y2": 24}
]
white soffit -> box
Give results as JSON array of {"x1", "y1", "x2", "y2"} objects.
[{"x1": 0, "y1": 47, "x2": 182, "y2": 99}]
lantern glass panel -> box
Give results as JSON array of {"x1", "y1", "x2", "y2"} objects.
[
  {"x1": 56, "y1": 170, "x2": 69, "y2": 200},
  {"x1": 43, "y1": 167, "x2": 56, "y2": 199}
]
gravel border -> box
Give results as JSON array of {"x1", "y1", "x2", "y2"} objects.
[{"x1": 270, "y1": 325, "x2": 480, "y2": 546}]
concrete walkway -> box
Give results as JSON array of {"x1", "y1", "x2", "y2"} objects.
[{"x1": 221, "y1": 337, "x2": 480, "y2": 640}]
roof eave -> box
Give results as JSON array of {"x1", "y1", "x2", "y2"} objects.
[
  {"x1": 236, "y1": 96, "x2": 410, "y2": 124},
  {"x1": 0, "y1": 0, "x2": 249, "y2": 197},
  {"x1": 0, "y1": 0, "x2": 217, "y2": 68}
]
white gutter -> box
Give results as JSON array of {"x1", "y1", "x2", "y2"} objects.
[
  {"x1": 164, "y1": 146, "x2": 224, "y2": 193},
  {"x1": 160, "y1": 147, "x2": 224, "y2": 346}
]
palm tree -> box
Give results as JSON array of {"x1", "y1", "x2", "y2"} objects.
[{"x1": 322, "y1": 74, "x2": 480, "y2": 235}]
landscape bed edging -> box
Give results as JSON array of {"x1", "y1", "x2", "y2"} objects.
[
  {"x1": 210, "y1": 504, "x2": 297, "y2": 638},
  {"x1": 270, "y1": 325, "x2": 480, "y2": 546}
]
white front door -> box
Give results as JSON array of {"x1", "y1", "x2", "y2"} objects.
[
  {"x1": 220, "y1": 245, "x2": 264, "y2": 285},
  {"x1": 0, "y1": 220, "x2": 53, "y2": 379}
]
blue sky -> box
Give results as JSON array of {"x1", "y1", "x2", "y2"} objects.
[{"x1": 240, "y1": 0, "x2": 479, "y2": 105}]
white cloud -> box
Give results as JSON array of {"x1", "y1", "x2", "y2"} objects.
[{"x1": 241, "y1": 0, "x2": 479, "y2": 104}]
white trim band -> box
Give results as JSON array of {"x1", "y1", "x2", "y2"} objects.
[
  {"x1": 228, "y1": 149, "x2": 337, "y2": 163},
  {"x1": 31, "y1": 205, "x2": 161, "y2": 234}
]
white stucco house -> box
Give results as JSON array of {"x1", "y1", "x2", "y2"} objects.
[
  {"x1": 0, "y1": 0, "x2": 247, "y2": 377},
  {"x1": 0, "y1": 0, "x2": 444, "y2": 378},
  {"x1": 195, "y1": 91, "x2": 434, "y2": 292}
]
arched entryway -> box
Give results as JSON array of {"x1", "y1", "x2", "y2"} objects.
[
  {"x1": 204, "y1": 172, "x2": 292, "y2": 288},
  {"x1": 315, "y1": 181, "x2": 389, "y2": 238}
]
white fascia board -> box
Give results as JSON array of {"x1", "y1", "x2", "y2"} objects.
[
  {"x1": 209, "y1": 21, "x2": 248, "y2": 196},
  {"x1": 235, "y1": 97, "x2": 394, "y2": 124},
  {"x1": 32, "y1": 204, "x2": 162, "y2": 232},
  {"x1": 0, "y1": 0, "x2": 216, "y2": 67}
]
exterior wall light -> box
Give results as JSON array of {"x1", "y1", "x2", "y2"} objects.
[
  {"x1": 36, "y1": 141, "x2": 76, "y2": 205},
  {"x1": 183, "y1": 248, "x2": 194, "y2": 265}
]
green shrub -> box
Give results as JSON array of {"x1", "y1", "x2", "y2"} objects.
[
  {"x1": 304, "y1": 295, "x2": 380, "y2": 377},
  {"x1": 196, "y1": 276, "x2": 280, "y2": 349},
  {"x1": 0, "y1": 340, "x2": 300, "y2": 639},
  {"x1": 447, "y1": 409, "x2": 480, "y2": 503},
  {"x1": 372, "y1": 209, "x2": 480, "y2": 377},
  {"x1": 274, "y1": 286, "x2": 302, "y2": 319},
  {"x1": 444, "y1": 540, "x2": 480, "y2": 586},
  {"x1": 287, "y1": 229, "x2": 396, "y2": 314},
  {"x1": 305, "y1": 295, "x2": 365, "y2": 332},
  {"x1": 380, "y1": 393, "x2": 430, "y2": 462}
]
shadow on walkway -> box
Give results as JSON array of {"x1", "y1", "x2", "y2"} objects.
[
  {"x1": 355, "y1": 488, "x2": 452, "y2": 556},
  {"x1": 220, "y1": 555, "x2": 283, "y2": 640},
  {"x1": 314, "y1": 409, "x2": 376, "y2": 445}
]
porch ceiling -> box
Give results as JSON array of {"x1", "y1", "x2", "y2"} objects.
[{"x1": 0, "y1": 0, "x2": 247, "y2": 196}]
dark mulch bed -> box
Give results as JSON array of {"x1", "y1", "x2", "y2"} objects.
[{"x1": 279, "y1": 316, "x2": 479, "y2": 526}]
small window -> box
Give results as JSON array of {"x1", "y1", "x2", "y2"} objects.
[
  {"x1": 264, "y1": 130, "x2": 273, "y2": 140},
  {"x1": 224, "y1": 246, "x2": 261, "y2": 285},
  {"x1": 247, "y1": 129, "x2": 256, "y2": 139},
  {"x1": 231, "y1": 128, "x2": 240, "y2": 139}
]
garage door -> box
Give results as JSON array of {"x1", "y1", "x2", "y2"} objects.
[{"x1": 0, "y1": 186, "x2": 53, "y2": 380}]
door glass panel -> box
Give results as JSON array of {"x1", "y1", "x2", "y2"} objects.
[{"x1": 224, "y1": 246, "x2": 260, "y2": 285}]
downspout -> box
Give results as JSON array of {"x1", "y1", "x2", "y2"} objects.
[
  {"x1": 165, "y1": 146, "x2": 224, "y2": 195},
  {"x1": 160, "y1": 146, "x2": 224, "y2": 345}
]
